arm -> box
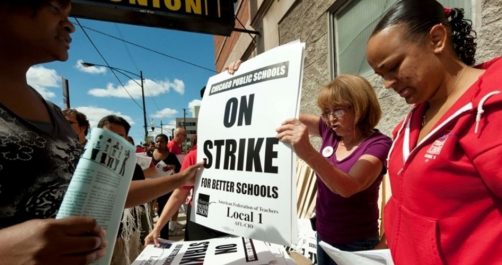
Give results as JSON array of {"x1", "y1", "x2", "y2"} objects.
[
  {"x1": 299, "y1": 113, "x2": 321, "y2": 137},
  {"x1": 125, "y1": 162, "x2": 203, "y2": 208},
  {"x1": 0, "y1": 217, "x2": 107, "y2": 265},
  {"x1": 144, "y1": 187, "x2": 191, "y2": 246},
  {"x1": 142, "y1": 165, "x2": 157, "y2": 178},
  {"x1": 276, "y1": 119, "x2": 384, "y2": 197}
]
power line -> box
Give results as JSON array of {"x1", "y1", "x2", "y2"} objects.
[
  {"x1": 113, "y1": 24, "x2": 163, "y2": 114},
  {"x1": 114, "y1": 23, "x2": 140, "y2": 73},
  {"x1": 150, "y1": 96, "x2": 163, "y2": 113},
  {"x1": 73, "y1": 18, "x2": 143, "y2": 110},
  {"x1": 80, "y1": 25, "x2": 217, "y2": 73}
]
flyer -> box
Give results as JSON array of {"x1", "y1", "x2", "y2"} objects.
[
  {"x1": 57, "y1": 128, "x2": 137, "y2": 265},
  {"x1": 193, "y1": 41, "x2": 305, "y2": 245},
  {"x1": 319, "y1": 241, "x2": 394, "y2": 265}
]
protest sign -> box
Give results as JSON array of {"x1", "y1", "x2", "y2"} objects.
[
  {"x1": 132, "y1": 237, "x2": 282, "y2": 265},
  {"x1": 192, "y1": 41, "x2": 305, "y2": 245}
]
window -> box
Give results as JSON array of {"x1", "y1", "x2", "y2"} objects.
[{"x1": 329, "y1": 0, "x2": 472, "y2": 78}]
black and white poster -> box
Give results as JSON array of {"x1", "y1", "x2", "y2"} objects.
[{"x1": 193, "y1": 41, "x2": 305, "y2": 245}]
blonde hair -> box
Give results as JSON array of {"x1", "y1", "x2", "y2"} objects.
[{"x1": 317, "y1": 74, "x2": 381, "y2": 136}]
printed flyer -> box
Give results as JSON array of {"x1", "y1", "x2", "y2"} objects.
[
  {"x1": 192, "y1": 41, "x2": 305, "y2": 245},
  {"x1": 320, "y1": 241, "x2": 394, "y2": 265},
  {"x1": 57, "y1": 128, "x2": 137, "y2": 265}
]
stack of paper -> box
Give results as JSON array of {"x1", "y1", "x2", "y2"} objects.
[{"x1": 132, "y1": 237, "x2": 296, "y2": 265}]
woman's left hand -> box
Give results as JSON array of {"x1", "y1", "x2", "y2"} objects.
[{"x1": 276, "y1": 119, "x2": 316, "y2": 160}]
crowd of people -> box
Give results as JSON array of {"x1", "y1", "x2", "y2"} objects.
[{"x1": 1, "y1": 0, "x2": 500, "y2": 264}]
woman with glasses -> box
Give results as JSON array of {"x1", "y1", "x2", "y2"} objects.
[{"x1": 276, "y1": 74, "x2": 392, "y2": 264}]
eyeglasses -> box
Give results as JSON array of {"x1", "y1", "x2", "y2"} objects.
[{"x1": 321, "y1": 107, "x2": 349, "y2": 120}]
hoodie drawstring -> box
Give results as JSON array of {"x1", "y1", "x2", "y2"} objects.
[{"x1": 475, "y1": 91, "x2": 501, "y2": 134}]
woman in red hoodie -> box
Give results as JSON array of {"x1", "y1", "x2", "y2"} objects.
[{"x1": 367, "y1": 0, "x2": 502, "y2": 264}]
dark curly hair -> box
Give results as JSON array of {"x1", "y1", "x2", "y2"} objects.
[
  {"x1": 371, "y1": 0, "x2": 477, "y2": 65},
  {"x1": 63, "y1": 108, "x2": 90, "y2": 136}
]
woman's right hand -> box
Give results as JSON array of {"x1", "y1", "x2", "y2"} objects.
[
  {"x1": 276, "y1": 118, "x2": 316, "y2": 161},
  {"x1": 0, "y1": 216, "x2": 107, "y2": 265},
  {"x1": 144, "y1": 228, "x2": 161, "y2": 246}
]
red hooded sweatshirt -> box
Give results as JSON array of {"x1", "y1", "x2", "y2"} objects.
[{"x1": 385, "y1": 57, "x2": 502, "y2": 265}]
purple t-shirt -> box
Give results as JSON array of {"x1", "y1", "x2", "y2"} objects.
[{"x1": 316, "y1": 120, "x2": 391, "y2": 245}]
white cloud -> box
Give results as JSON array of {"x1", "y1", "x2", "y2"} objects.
[
  {"x1": 88, "y1": 79, "x2": 185, "y2": 99},
  {"x1": 172, "y1": 79, "x2": 185, "y2": 94},
  {"x1": 27, "y1": 66, "x2": 60, "y2": 99},
  {"x1": 151, "y1": 108, "x2": 178, "y2": 119},
  {"x1": 163, "y1": 120, "x2": 177, "y2": 134},
  {"x1": 75, "y1": 60, "x2": 107, "y2": 74},
  {"x1": 188, "y1": 99, "x2": 201, "y2": 109},
  {"x1": 149, "y1": 119, "x2": 176, "y2": 137},
  {"x1": 75, "y1": 106, "x2": 135, "y2": 128},
  {"x1": 150, "y1": 120, "x2": 176, "y2": 137},
  {"x1": 166, "y1": 120, "x2": 176, "y2": 127},
  {"x1": 188, "y1": 99, "x2": 202, "y2": 116}
]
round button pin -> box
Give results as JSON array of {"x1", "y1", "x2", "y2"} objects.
[{"x1": 322, "y1": 146, "x2": 334, "y2": 157}]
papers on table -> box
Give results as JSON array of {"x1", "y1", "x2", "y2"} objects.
[
  {"x1": 320, "y1": 241, "x2": 394, "y2": 265},
  {"x1": 132, "y1": 237, "x2": 296, "y2": 265}
]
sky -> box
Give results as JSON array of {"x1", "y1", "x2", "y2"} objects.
[{"x1": 30, "y1": 17, "x2": 217, "y2": 144}]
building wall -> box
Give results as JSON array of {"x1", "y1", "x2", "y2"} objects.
[
  {"x1": 214, "y1": 0, "x2": 253, "y2": 71},
  {"x1": 279, "y1": 1, "x2": 334, "y2": 138},
  {"x1": 278, "y1": 0, "x2": 502, "y2": 137},
  {"x1": 214, "y1": 0, "x2": 297, "y2": 71},
  {"x1": 212, "y1": 0, "x2": 502, "y2": 221},
  {"x1": 477, "y1": 0, "x2": 502, "y2": 62}
]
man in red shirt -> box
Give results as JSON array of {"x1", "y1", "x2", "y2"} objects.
[{"x1": 167, "y1": 127, "x2": 186, "y2": 155}]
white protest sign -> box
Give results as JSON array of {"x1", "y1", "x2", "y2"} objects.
[
  {"x1": 192, "y1": 41, "x2": 305, "y2": 245},
  {"x1": 132, "y1": 237, "x2": 278, "y2": 265}
]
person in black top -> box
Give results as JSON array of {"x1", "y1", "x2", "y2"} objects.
[
  {"x1": 0, "y1": 1, "x2": 107, "y2": 264},
  {"x1": 147, "y1": 133, "x2": 181, "y2": 239}
]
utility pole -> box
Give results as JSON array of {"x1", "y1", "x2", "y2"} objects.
[
  {"x1": 62, "y1": 77, "x2": 70, "y2": 109},
  {"x1": 183, "y1": 108, "x2": 187, "y2": 130},
  {"x1": 81, "y1": 61, "x2": 148, "y2": 142},
  {"x1": 140, "y1": 70, "x2": 147, "y2": 142}
]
